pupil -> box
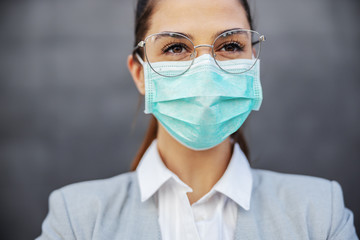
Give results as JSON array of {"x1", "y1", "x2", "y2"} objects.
[
  {"x1": 225, "y1": 44, "x2": 235, "y2": 51},
  {"x1": 173, "y1": 46, "x2": 182, "y2": 53}
]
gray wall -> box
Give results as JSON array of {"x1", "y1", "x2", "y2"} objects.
[{"x1": 0, "y1": 0, "x2": 359, "y2": 239}]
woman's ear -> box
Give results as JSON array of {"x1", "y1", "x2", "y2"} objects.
[
  {"x1": 127, "y1": 54, "x2": 145, "y2": 95},
  {"x1": 252, "y1": 47, "x2": 257, "y2": 58}
]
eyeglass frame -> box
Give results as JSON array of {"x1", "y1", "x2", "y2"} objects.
[{"x1": 133, "y1": 28, "x2": 266, "y2": 77}]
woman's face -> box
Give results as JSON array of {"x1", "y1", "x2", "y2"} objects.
[
  {"x1": 128, "y1": 0, "x2": 252, "y2": 94},
  {"x1": 147, "y1": 0, "x2": 251, "y2": 56}
]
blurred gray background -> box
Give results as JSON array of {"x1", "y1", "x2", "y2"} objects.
[{"x1": 0, "y1": 0, "x2": 359, "y2": 239}]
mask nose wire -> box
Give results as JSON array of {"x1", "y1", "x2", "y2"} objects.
[{"x1": 192, "y1": 44, "x2": 214, "y2": 59}]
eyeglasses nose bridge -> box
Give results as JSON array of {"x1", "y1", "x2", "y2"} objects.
[
  {"x1": 194, "y1": 44, "x2": 213, "y2": 49},
  {"x1": 193, "y1": 44, "x2": 214, "y2": 57}
]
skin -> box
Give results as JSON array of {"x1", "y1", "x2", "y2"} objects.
[{"x1": 127, "y1": 0, "x2": 251, "y2": 204}]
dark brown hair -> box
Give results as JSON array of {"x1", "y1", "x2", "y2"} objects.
[{"x1": 130, "y1": 0, "x2": 253, "y2": 171}]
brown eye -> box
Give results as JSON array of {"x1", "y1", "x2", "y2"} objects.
[
  {"x1": 222, "y1": 43, "x2": 243, "y2": 52},
  {"x1": 163, "y1": 43, "x2": 188, "y2": 54},
  {"x1": 172, "y1": 45, "x2": 183, "y2": 53}
]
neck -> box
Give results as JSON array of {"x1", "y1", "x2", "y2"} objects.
[{"x1": 156, "y1": 123, "x2": 233, "y2": 205}]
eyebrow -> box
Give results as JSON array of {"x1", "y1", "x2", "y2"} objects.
[
  {"x1": 211, "y1": 28, "x2": 244, "y2": 39},
  {"x1": 158, "y1": 31, "x2": 194, "y2": 40},
  {"x1": 159, "y1": 28, "x2": 245, "y2": 41}
]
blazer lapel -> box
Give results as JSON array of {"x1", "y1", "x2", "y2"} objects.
[{"x1": 128, "y1": 174, "x2": 162, "y2": 240}]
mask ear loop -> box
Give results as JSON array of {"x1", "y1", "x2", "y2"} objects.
[{"x1": 135, "y1": 53, "x2": 145, "y2": 65}]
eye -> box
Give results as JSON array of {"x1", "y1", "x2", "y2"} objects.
[
  {"x1": 162, "y1": 43, "x2": 189, "y2": 54},
  {"x1": 220, "y1": 42, "x2": 245, "y2": 52}
]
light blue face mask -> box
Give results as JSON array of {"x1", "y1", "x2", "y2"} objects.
[{"x1": 137, "y1": 54, "x2": 262, "y2": 150}]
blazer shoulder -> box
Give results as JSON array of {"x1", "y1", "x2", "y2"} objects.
[
  {"x1": 59, "y1": 171, "x2": 137, "y2": 197},
  {"x1": 252, "y1": 169, "x2": 332, "y2": 191},
  {"x1": 37, "y1": 172, "x2": 140, "y2": 239},
  {"x1": 56, "y1": 171, "x2": 138, "y2": 214},
  {"x1": 252, "y1": 169, "x2": 335, "y2": 204},
  {"x1": 251, "y1": 169, "x2": 358, "y2": 239}
]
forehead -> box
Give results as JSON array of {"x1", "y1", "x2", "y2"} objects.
[{"x1": 147, "y1": 0, "x2": 250, "y2": 40}]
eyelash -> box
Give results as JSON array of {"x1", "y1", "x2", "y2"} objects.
[
  {"x1": 217, "y1": 40, "x2": 245, "y2": 52},
  {"x1": 161, "y1": 41, "x2": 191, "y2": 54},
  {"x1": 160, "y1": 39, "x2": 245, "y2": 54}
]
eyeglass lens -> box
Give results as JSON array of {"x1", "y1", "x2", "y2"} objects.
[{"x1": 144, "y1": 30, "x2": 261, "y2": 76}]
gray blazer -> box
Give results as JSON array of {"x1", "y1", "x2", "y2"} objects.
[{"x1": 36, "y1": 169, "x2": 358, "y2": 240}]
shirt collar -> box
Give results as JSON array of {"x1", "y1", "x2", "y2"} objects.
[
  {"x1": 212, "y1": 143, "x2": 253, "y2": 210},
  {"x1": 136, "y1": 140, "x2": 173, "y2": 202},
  {"x1": 136, "y1": 140, "x2": 253, "y2": 210}
]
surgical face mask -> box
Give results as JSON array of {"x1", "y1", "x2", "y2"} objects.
[{"x1": 137, "y1": 54, "x2": 262, "y2": 150}]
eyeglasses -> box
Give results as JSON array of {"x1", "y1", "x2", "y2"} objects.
[{"x1": 134, "y1": 28, "x2": 266, "y2": 77}]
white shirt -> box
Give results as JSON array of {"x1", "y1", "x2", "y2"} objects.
[{"x1": 136, "y1": 140, "x2": 253, "y2": 240}]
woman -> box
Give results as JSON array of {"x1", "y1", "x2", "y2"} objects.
[{"x1": 37, "y1": 0, "x2": 358, "y2": 239}]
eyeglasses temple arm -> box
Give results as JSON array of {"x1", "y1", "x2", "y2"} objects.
[
  {"x1": 252, "y1": 35, "x2": 266, "y2": 46},
  {"x1": 132, "y1": 41, "x2": 146, "y2": 63}
]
